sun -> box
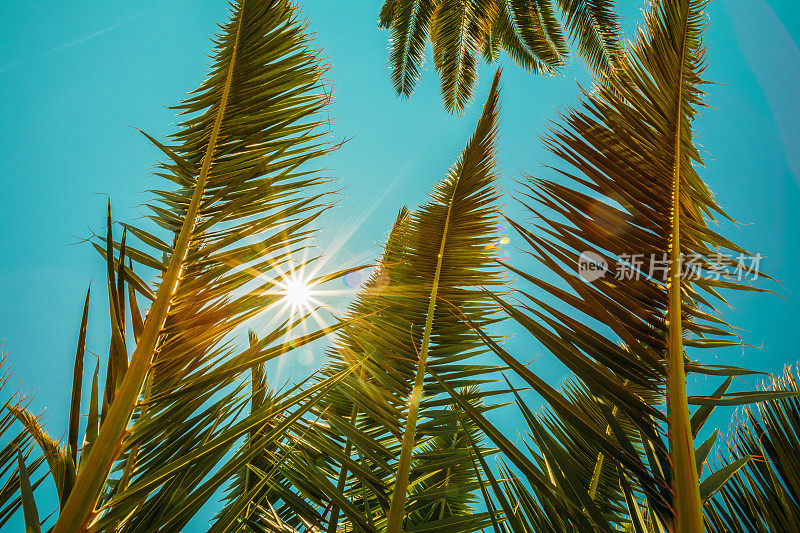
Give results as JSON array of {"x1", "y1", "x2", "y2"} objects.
[
  {"x1": 283, "y1": 276, "x2": 313, "y2": 309},
  {"x1": 277, "y1": 271, "x2": 318, "y2": 313}
]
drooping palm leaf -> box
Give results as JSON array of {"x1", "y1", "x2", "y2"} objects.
[
  {"x1": 384, "y1": 0, "x2": 437, "y2": 99},
  {"x1": 555, "y1": 0, "x2": 622, "y2": 74},
  {"x1": 379, "y1": 0, "x2": 623, "y2": 113},
  {"x1": 6, "y1": 405, "x2": 74, "y2": 511}
]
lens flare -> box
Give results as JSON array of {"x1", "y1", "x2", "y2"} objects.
[
  {"x1": 283, "y1": 276, "x2": 313, "y2": 308},
  {"x1": 485, "y1": 235, "x2": 510, "y2": 250}
]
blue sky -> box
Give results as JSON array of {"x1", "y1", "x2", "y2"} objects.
[{"x1": 1, "y1": 0, "x2": 800, "y2": 529}]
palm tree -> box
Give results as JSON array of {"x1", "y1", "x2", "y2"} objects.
[{"x1": 378, "y1": 0, "x2": 623, "y2": 112}]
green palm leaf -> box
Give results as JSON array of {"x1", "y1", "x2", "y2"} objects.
[
  {"x1": 430, "y1": 0, "x2": 493, "y2": 113},
  {"x1": 39, "y1": 1, "x2": 352, "y2": 530},
  {"x1": 385, "y1": 68, "x2": 506, "y2": 531},
  {"x1": 404, "y1": 386, "x2": 495, "y2": 532},
  {"x1": 385, "y1": 0, "x2": 437, "y2": 98},
  {"x1": 252, "y1": 71, "x2": 508, "y2": 533},
  {"x1": 0, "y1": 371, "x2": 49, "y2": 530},
  {"x1": 555, "y1": 0, "x2": 622, "y2": 74}
]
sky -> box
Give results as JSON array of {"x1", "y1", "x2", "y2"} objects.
[{"x1": 1, "y1": 0, "x2": 800, "y2": 529}]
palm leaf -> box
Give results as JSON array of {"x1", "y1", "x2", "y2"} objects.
[
  {"x1": 430, "y1": 0, "x2": 493, "y2": 113},
  {"x1": 468, "y1": 0, "x2": 778, "y2": 530},
  {"x1": 383, "y1": 69, "x2": 505, "y2": 531},
  {"x1": 47, "y1": 1, "x2": 351, "y2": 530},
  {"x1": 0, "y1": 364, "x2": 50, "y2": 530},
  {"x1": 386, "y1": 0, "x2": 437, "y2": 98},
  {"x1": 17, "y1": 451, "x2": 40, "y2": 533},
  {"x1": 403, "y1": 386, "x2": 496, "y2": 532},
  {"x1": 706, "y1": 365, "x2": 800, "y2": 532},
  {"x1": 6, "y1": 405, "x2": 75, "y2": 510},
  {"x1": 555, "y1": 0, "x2": 623, "y2": 74},
  {"x1": 256, "y1": 70, "x2": 508, "y2": 533}
]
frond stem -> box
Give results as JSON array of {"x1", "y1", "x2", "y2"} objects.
[
  {"x1": 386, "y1": 185, "x2": 457, "y2": 533},
  {"x1": 666, "y1": 3, "x2": 703, "y2": 531}
]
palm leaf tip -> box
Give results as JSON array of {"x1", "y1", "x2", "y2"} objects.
[
  {"x1": 430, "y1": 0, "x2": 487, "y2": 113},
  {"x1": 555, "y1": 0, "x2": 624, "y2": 74},
  {"x1": 388, "y1": 0, "x2": 436, "y2": 98},
  {"x1": 17, "y1": 451, "x2": 41, "y2": 533}
]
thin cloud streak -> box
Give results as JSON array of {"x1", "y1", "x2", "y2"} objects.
[{"x1": 1, "y1": 8, "x2": 155, "y2": 73}]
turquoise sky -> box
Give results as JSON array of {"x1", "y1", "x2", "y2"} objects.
[{"x1": 1, "y1": 0, "x2": 800, "y2": 529}]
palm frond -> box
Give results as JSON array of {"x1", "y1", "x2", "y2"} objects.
[
  {"x1": 460, "y1": 0, "x2": 778, "y2": 530},
  {"x1": 379, "y1": 0, "x2": 624, "y2": 113},
  {"x1": 430, "y1": 0, "x2": 493, "y2": 113},
  {"x1": 384, "y1": 69, "x2": 505, "y2": 531},
  {"x1": 254, "y1": 71, "x2": 508, "y2": 533},
  {"x1": 555, "y1": 0, "x2": 623, "y2": 74},
  {"x1": 506, "y1": 0, "x2": 569, "y2": 67},
  {"x1": 387, "y1": 0, "x2": 437, "y2": 98},
  {"x1": 0, "y1": 365, "x2": 50, "y2": 530},
  {"x1": 40, "y1": 1, "x2": 353, "y2": 530}
]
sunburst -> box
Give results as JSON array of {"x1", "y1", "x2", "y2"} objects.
[{"x1": 277, "y1": 271, "x2": 318, "y2": 314}]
